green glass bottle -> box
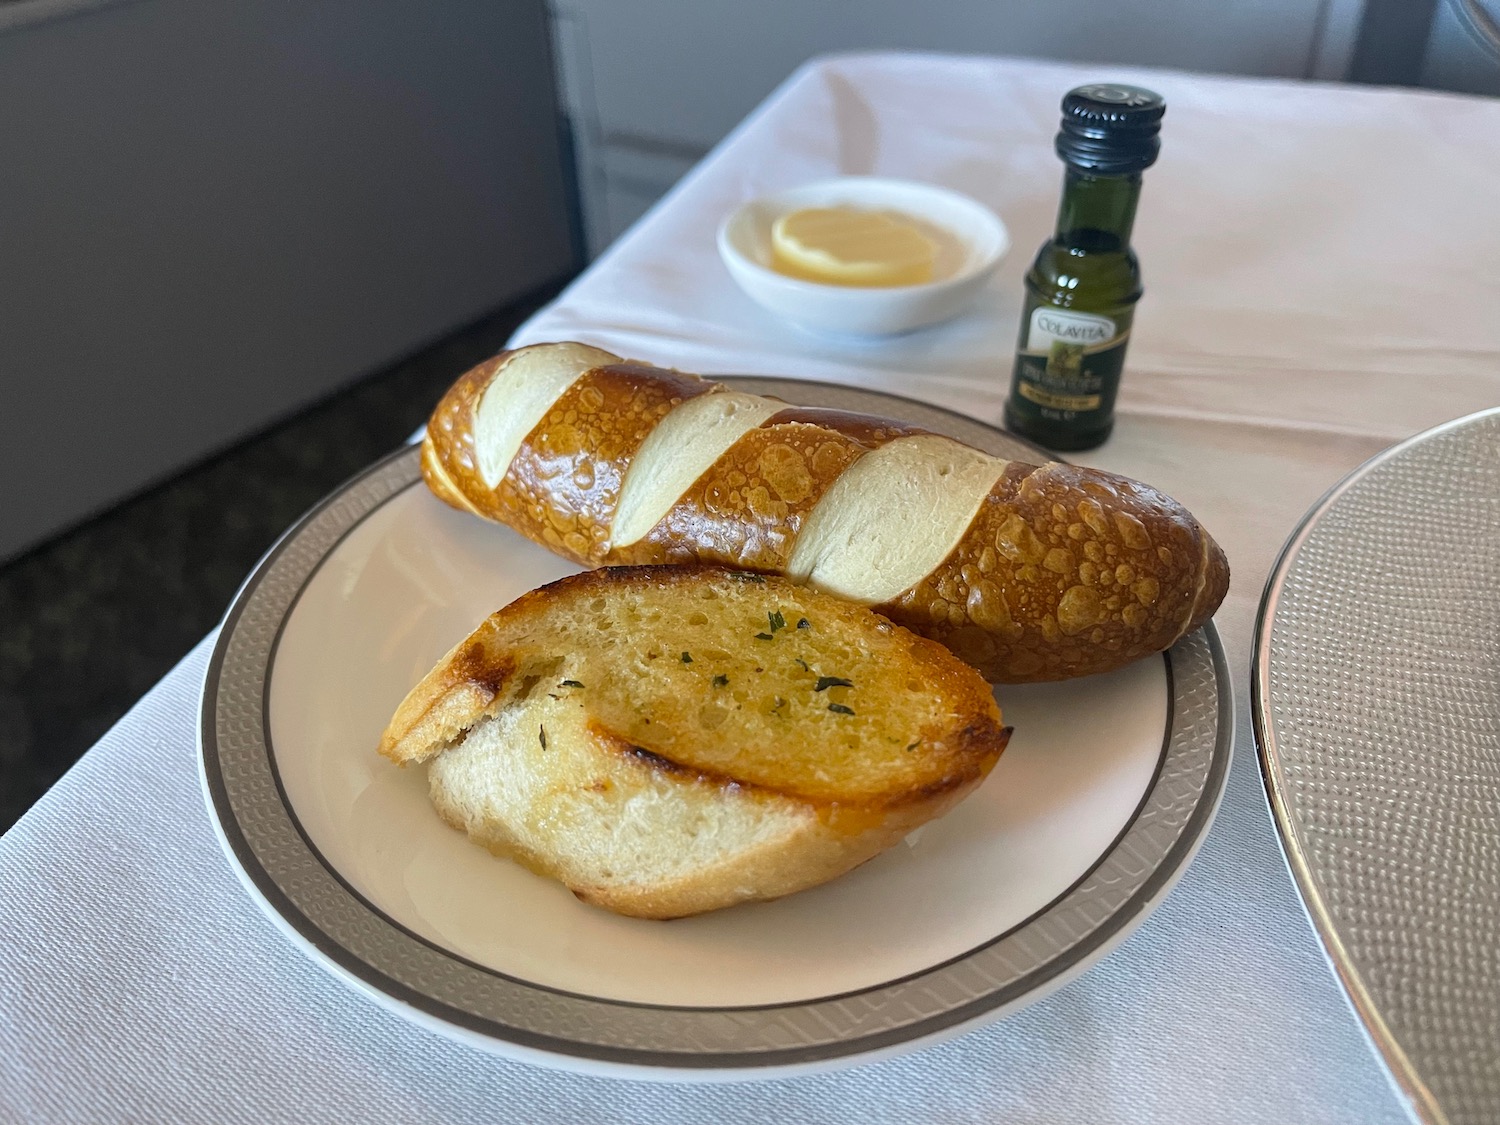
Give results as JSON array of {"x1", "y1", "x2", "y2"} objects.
[{"x1": 1004, "y1": 84, "x2": 1166, "y2": 451}]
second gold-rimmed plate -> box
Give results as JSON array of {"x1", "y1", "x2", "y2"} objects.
[{"x1": 1255, "y1": 407, "x2": 1500, "y2": 1125}]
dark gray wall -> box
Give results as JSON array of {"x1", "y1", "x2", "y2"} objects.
[
  {"x1": 1421, "y1": 0, "x2": 1500, "y2": 94},
  {"x1": 0, "y1": 0, "x2": 575, "y2": 560}
]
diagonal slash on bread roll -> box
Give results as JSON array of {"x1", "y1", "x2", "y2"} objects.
[
  {"x1": 380, "y1": 567, "x2": 1011, "y2": 919},
  {"x1": 422, "y1": 342, "x2": 1230, "y2": 683}
]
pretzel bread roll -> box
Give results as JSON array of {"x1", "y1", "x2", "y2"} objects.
[{"x1": 422, "y1": 342, "x2": 1229, "y2": 683}]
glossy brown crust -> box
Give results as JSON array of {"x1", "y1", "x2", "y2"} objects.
[
  {"x1": 610, "y1": 407, "x2": 927, "y2": 571},
  {"x1": 877, "y1": 461, "x2": 1230, "y2": 682},
  {"x1": 422, "y1": 357, "x2": 716, "y2": 565},
  {"x1": 421, "y1": 344, "x2": 1231, "y2": 682},
  {"x1": 758, "y1": 405, "x2": 931, "y2": 444},
  {"x1": 421, "y1": 354, "x2": 505, "y2": 518}
]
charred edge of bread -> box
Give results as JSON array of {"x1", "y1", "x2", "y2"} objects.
[
  {"x1": 588, "y1": 718, "x2": 1009, "y2": 817},
  {"x1": 377, "y1": 640, "x2": 515, "y2": 765}
]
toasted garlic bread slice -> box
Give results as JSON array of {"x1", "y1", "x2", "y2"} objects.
[{"x1": 379, "y1": 566, "x2": 1011, "y2": 919}]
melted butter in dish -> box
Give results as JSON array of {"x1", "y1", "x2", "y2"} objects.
[{"x1": 771, "y1": 208, "x2": 941, "y2": 287}]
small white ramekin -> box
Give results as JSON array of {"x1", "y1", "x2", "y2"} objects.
[{"x1": 717, "y1": 177, "x2": 1009, "y2": 337}]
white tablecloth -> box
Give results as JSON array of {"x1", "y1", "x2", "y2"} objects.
[{"x1": 5, "y1": 52, "x2": 1500, "y2": 1124}]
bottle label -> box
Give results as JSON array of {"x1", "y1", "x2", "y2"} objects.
[
  {"x1": 1026, "y1": 308, "x2": 1116, "y2": 352},
  {"x1": 1014, "y1": 308, "x2": 1127, "y2": 415}
]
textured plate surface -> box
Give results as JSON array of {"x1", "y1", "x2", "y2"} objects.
[
  {"x1": 201, "y1": 378, "x2": 1230, "y2": 1078},
  {"x1": 1254, "y1": 408, "x2": 1500, "y2": 1125}
]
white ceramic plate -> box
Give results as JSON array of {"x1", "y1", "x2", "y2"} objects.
[{"x1": 200, "y1": 379, "x2": 1230, "y2": 1080}]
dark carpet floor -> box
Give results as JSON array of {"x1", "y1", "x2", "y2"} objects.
[{"x1": 0, "y1": 285, "x2": 559, "y2": 832}]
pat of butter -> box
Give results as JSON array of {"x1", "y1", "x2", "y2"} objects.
[{"x1": 770, "y1": 208, "x2": 937, "y2": 288}]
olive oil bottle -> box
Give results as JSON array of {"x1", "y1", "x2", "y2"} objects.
[{"x1": 1004, "y1": 84, "x2": 1165, "y2": 451}]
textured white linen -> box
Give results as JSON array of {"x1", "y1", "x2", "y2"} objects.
[{"x1": 8, "y1": 51, "x2": 1500, "y2": 1123}]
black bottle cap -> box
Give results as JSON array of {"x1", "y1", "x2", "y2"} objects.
[{"x1": 1056, "y1": 84, "x2": 1166, "y2": 175}]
